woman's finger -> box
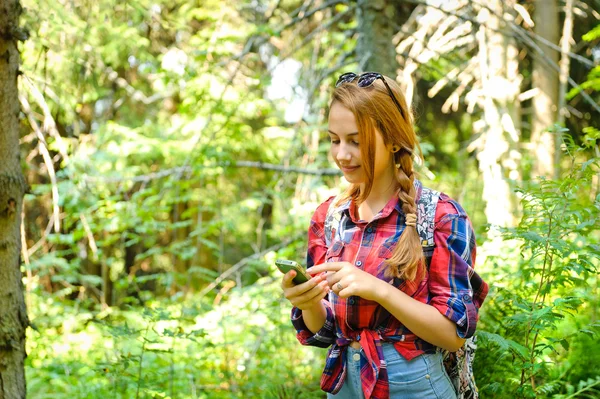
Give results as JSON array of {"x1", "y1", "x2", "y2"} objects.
[
  {"x1": 295, "y1": 283, "x2": 330, "y2": 308},
  {"x1": 281, "y1": 270, "x2": 297, "y2": 289},
  {"x1": 307, "y1": 262, "x2": 344, "y2": 275},
  {"x1": 337, "y1": 285, "x2": 352, "y2": 298},
  {"x1": 283, "y1": 274, "x2": 324, "y2": 300},
  {"x1": 325, "y1": 271, "x2": 337, "y2": 287},
  {"x1": 291, "y1": 280, "x2": 330, "y2": 306}
]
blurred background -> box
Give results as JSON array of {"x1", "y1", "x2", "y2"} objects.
[{"x1": 8, "y1": 0, "x2": 600, "y2": 397}]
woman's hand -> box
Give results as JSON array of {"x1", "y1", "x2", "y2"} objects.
[
  {"x1": 281, "y1": 270, "x2": 330, "y2": 311},
  {"x1": 307, "y1": 262, "x2": 385, "y2": 302}
]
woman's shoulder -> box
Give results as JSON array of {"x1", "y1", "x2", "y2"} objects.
[
  {"x1": 311, "y1": 195, "x2": 337, "y2": 224},
  {"x1": 430, "y1": 191, "x2": 472, "y2": 229}
]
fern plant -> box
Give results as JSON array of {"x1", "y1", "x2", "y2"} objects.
[{"x1": 478, "y1": 127, "x2": 600, "y2": 398}]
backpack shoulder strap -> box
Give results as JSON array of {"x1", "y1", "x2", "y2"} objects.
[
  {"x1": 324, "y1": 194, "x2": 341, "y2": 248},
  {"x1": 415, "y1": 183, "x2": 440, "y2": 256}
]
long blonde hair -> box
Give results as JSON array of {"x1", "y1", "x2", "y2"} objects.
[{"x1": 331, "y1": 74, "x2": 424, "y2": 281}]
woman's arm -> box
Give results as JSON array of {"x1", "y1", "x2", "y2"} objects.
[
  {"x1": 308, "y1": 261, "x2": 466, "y2": 351},
  {"x1": 374, "y1": 283, "x2": 465, "y2": 352},
  {"x1": 301, "y1": 301, "x2": 328, "y2": 334},
  {"x1": 284, "y1": 197, "x2": 337, "y2": 347},
  {"x1": 282, "y1": 269, "x2": 329, "y2": 333}
]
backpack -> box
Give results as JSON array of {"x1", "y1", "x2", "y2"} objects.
[{"x1": 324, "y1": 185, "x2": 479, "y2": 399}]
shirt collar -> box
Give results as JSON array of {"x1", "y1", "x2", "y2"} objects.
[{"x1": 340, "y1": 179, "x2": 423, "y2": 223}]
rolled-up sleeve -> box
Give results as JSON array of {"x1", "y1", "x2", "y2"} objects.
[
  {"x1": 428, "y1": 198, "x2": 487, "y2": 339},
  {"x1": 290, "y1": 197, "x2": 336, "y2": 347},
  {"x1": 291, "y1": 304, "x2": 336, "y2": 347}
]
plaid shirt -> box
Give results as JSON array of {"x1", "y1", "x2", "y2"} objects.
[{"x1": 291, "y1": 187, "x2": 488, "y2": 399}]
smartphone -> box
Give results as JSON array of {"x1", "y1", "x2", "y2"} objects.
[{"x1": 275, "y1": 259, "x2": 311, "y2": 285}]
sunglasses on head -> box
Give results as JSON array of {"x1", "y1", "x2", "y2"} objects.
[{"x1": 335, "y1": 72, "x2": 406, "y2": 121}]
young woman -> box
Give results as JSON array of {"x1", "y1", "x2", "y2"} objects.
[{"x1": 280, "y1": 72, "x2": 488, "y2": 399}]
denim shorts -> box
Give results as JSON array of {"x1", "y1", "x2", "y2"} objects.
[{"x1": 327, "y1": 343, "x2": 457, "y2": 399}]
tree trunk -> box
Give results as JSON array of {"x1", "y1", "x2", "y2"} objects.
[
  {"x1": 530, "y1": 0, "x2": 560, "y2": 178},
  {"x1": 356, "y1": 0, "x2": 399, "y2": 77},
  {"x1": 0, "y1": 0, "x2": 29, "y2": 397},
  {"x1": 472, "y1": 0, "x2": 521, "y2": 229},
  {"x1": 556, "y1": 0, "x2": 573, "y2": 175}
]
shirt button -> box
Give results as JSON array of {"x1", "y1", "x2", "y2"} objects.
[
  {"x1": 425, "y1": 374, "x2": 431, "y2": 379},
  {"x1": 463, "y1": 294, "x2": 472, "y2": 302},
  {"x1": 348, "y1": 298, "x2": 355, "y2": 305},
  {"x1": 352, "y1": 353, "x2": 361, "y2": 362},
  {"x1": 356, "y1": 260, "x2": 362, "y2": 266},
  {"x1": 366, "y1": 227, "x2": 373, "y2": 233}
]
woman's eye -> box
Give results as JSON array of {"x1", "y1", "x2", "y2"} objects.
[{"x1": 328, "y1": 138, "x2": 358, "y2": 145}]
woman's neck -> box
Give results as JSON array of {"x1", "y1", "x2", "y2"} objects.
[{"x1": 358, "y1": 172, "x2": 399, "y2": 215}]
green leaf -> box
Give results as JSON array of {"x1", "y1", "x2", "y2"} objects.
[{"x1": 582, "y1": 24, "x2": 600, "y2": 41}]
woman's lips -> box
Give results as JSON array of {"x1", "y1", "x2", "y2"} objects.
[{"x1": 340, "y1": 165, "x2": 360, "y2": 173}]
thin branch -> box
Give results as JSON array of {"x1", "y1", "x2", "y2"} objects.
[
  {"x1": 20, "y1": 208, "x2": 30, "y2": 267},
  {"x1": 176, "y1": 53, "x2": 254, "y2": 183},
  {"x1": 80, "y1": 213, "x2": 98, "y2": 260},
  {"x1": 265, "y1": 0, "x2": 284, "y2": 21},
  {"x1": 21, "y1": 76, "x2": 70, "y2": 163},
  {"x1": 21, "y1": 207, "x2": 32, "y2": 313},
  {"x1": 233, "y1": 161, "x2": 340, "y2": 175},
  {"x1": 400, "y1": 0, "x2": 599, "y2": 114},
  {"x1": 177, "y1": 2, "x2": 352, "y2": 188},
  {"x1": 510, "y1": 23, "x2": 600, "y2": 114},
  {"x1": 20, "y1": 95, "x2": 61, "y2": 233},
  {"x1": 282, "y1": 0, "x2": 347, "y2": 33},
  {"x1": 81, "y1": 162, "x2": 341, "y2": 184},
  {"x1": 562, "y1": 378, "x2": 600, "y2": 399},
  {"x1": 27, "y1": 214, "x2": 55, "y2": 257},
  {"x1": 470, "y1": 0, "x2": 595, "y2": 69},
  {"x1": 135, "y1": 323, "x2": 151, "y2": 399},
  {"x1": 281, "y1": 5, "x2": 356, "y2": 60},
  {"x1": 199, "y1": 232, "x2": 304, "y2": 298},
  {"x1": 401, "y1": 0, "x2": 595, "y2": 69}
]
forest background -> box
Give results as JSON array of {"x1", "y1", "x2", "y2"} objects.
[{"x1": 0, "y1": 0, "x2": 599, "y2": 398}]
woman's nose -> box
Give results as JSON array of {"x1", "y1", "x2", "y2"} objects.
[{"x1": 336, "y1": 143, "x2": 352, "y2": 161}]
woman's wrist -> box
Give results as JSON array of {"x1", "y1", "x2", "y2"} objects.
[
  {"x1": 372, "y1": 278, "x2": 394, "y2": 304},
  {"x1": 301, "y1": 300, "x2": 327, "y2": 334}
]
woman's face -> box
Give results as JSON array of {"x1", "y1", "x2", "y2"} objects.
[{"x1": 327, "y1": 102, "x2": 393, "y2": 186}]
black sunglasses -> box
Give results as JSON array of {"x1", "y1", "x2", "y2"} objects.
[{"x1": 335, "y1": 72, "x2": 406, "y2": 121}]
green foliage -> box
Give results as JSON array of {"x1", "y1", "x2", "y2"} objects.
[
  {"x1": 19, "y1": 2, "x2": 600, "y2": 399},
  {"x1": 552, "y1": 377, "x2": 600, "y2": 399},
  {"x1": 475, "y1": 129, "x2": 600, "y2": 398},
  {"x1": 27, "y1": 271, "x2": 325, "y2": 398},
  {"x1": 566, "y1": 24, "x2": 600, "y2": 100}
]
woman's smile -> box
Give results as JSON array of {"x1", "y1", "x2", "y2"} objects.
[{"x1": 340, "y1": 165, "x2": 360, "y2": 173}]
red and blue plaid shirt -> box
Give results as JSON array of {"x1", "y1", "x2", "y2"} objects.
[{"x1": 291, "y1": 188, "x2": 488, "y2": 399}]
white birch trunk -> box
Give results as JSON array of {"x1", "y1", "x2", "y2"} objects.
[
  {"x1": 472, "y1": 0, "x2": 521, "y2": 230},
  {"x1": 530, "y1": 0, "x2": 560, "y2": 178}
]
